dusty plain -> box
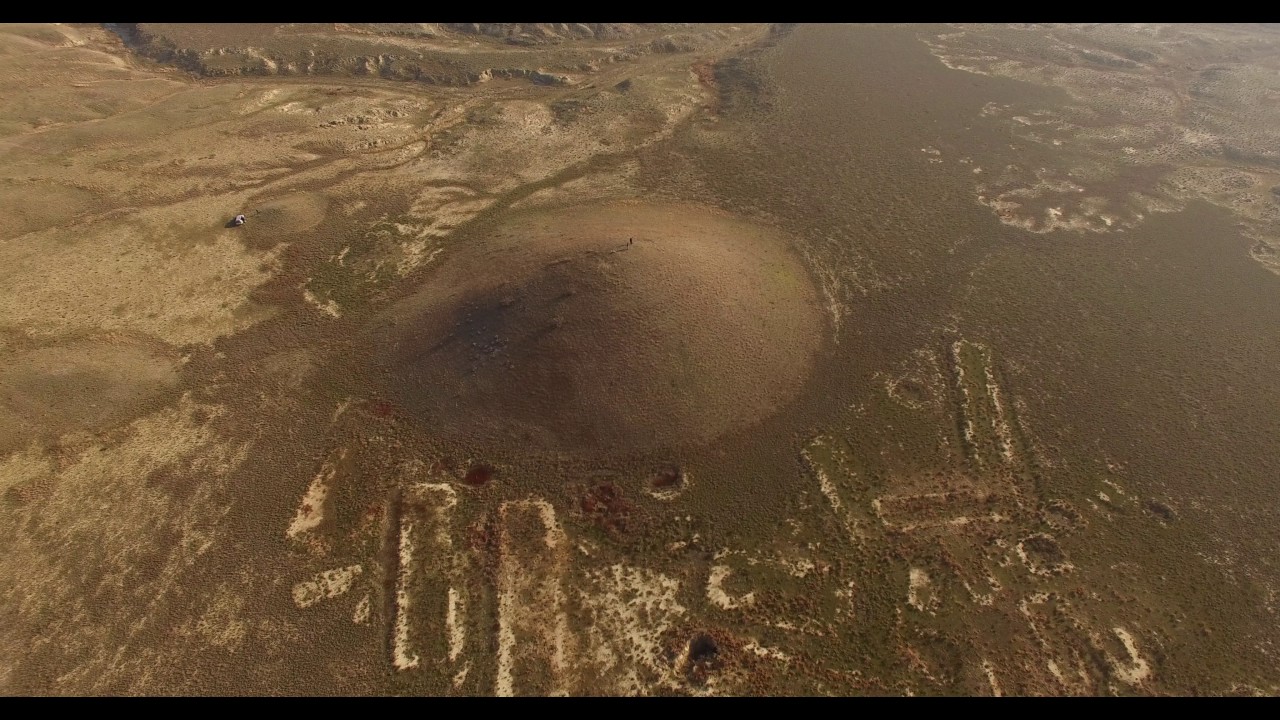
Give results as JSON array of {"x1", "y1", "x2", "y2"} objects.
[{"x1": 1, "y1": 22, "x2": 1279, "y2": 695}]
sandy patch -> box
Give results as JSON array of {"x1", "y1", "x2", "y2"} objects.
[
  {"x1": 800, "y1": 437, "x2": 866, "y2": 545},
  {"x1": 390, "y1": 481, "x2": 458, "y2": 672},
  {"x1": 391, "y1": 516, "x2": 420, "y2": 671},
  {"x1": 982, "y1": 360, "x2": 1017, "y2": 465},
  {"x1": 286, "y1": 448, "x2": 346, "y2": 539},
  {"x1": 1019, "y1": 592, "x2": 1096, "y2": 694},
  {"x1": 707, "y1": 565, "x2": 755, "y2": 610},
  {"x1": 352, "y1": 594, "x2": 371, "y2": 625},
  {"x1": 495, "y1": 498, "x2": 571, "y2": 696},
  {"x1": 0, "y1": 196, "x2": 283, "y2": 346},
  {"x1": 577, "y1": 563, "x2": 687, "y2": 694},
  {"x1": 191, "y1": 583, "x2": 248, "y2": 653},
  {"x1": 1016, "y1": 533, "x2": 1074, "y2": 576},
  {"x1": 446, "y1": 587, "x2": 465, "y2": 663},
  {"x1": 907, "y1": 568, "x2": 933, "y2": 613},
  {"x1": 0, "y1": 390, "x2": 250, "y2": 689},
  {"x1": 744, "y1": 640, "x2": 792, "y2": 663},
  {"x1": 952, "y1": 341, "x2": 982, "y2": 468},
  {"x1": 0, "y1": 442, "x2": 55, "y2": 495},
  {"x1": 1109, "y1": 627, "x2": 1151, "y2": 685},
  {"x1": 981, "y1": 659, "x2": 1003, "y2": 696},
  {"x1": 302, "y1": 287, "x2": 341, "y2": 318},
  {"x1": 292, "y1": 564, "x2": 363, "y2": 609}
]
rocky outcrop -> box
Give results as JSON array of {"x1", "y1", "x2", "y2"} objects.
[
  {"x1": 106, "y1": 23, "x2": 671, "y2": 87},
  {"x1": 442, "y1": 23, "x2": 668, "y2": 44}
]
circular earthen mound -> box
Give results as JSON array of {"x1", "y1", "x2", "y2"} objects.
[{"x1": 368, "y1": 202, "x2": 824, "y2": 454}]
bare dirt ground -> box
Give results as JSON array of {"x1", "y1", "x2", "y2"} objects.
[
  {"x1": 368, "y1": 201, "x2": 822, "y2": 454},
  {"x1": 2, "y1": 23, "x2": 1279, "y2": 696}
]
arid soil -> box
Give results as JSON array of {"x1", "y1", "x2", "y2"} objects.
[
  {"x1": 1, "y1": 23, "x2": 1279, "y2": 696},
  {"x1": 369, "y1": 201, "x2": 822, "y2": 454}
]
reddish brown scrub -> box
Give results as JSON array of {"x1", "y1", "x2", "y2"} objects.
[
  {"x1": 650, "y1": 463, "x2": 684, "y2": 493},
  {"x1": 463, "y1": 462, "x2": 495, "y2": 487},
  {"x1": 579, "y1": 481, "x2": 636, "y2": 539}
]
